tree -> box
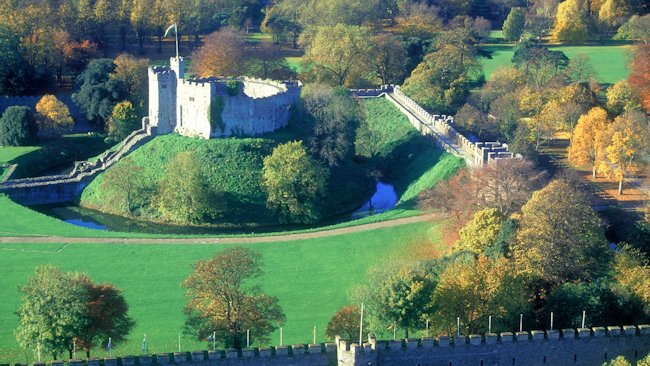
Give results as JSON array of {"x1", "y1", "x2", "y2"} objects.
[
  {"x1": 565, "y1": 53, "x2": 597, "y2": 83},
  {"x1": 35, "y1": 95, "x2": 74, "y2": 138},
  {"x1": 600, "y1": 111, "x2": 650, "y2": 195},
  {"x1": 606, "y1": 80, "x2": 642, "y2": 115},
  {"x1": 191, "y1": 28, "x2": 246, "y2": 78},
  {"x1": 369, "y1": 33, "x2": 407, "y2": 85},
  {"x1": 107, "y1": 101, "x2": 139, "y2": 141},
  {"x1": 303, "y1": 85, "x2": 359, "y2": 167},
  {"x1": 454, "y1": 103, "x2": 492, "y2": 139},
  {"x1": 353, "y1": 264, "x2": 434, "y2": 338},
  {"x1": 182, "y1": 247, "x2": 285, "y2": 349},
  {"x1": 455, "y1": 208, "x2": 505, "y2": 254},
  {"x1": 16, "y1": 266, "x2": 89, "y2": 359},
  {"x1": 326, "y1": 305, "x2": 365, "y2": 341},
  {"x1": 262, "y1": 141, "x2": 329, "y2": 224},
  {"x1": 604, "y1": 356, "x2": 632, "y2": 366},
  {"x1": 402, "y1": 45, "x2": 479, "y2": 114},
  {"x1": 101, "y1": 158, "x2": 149, "y2": 214},
  {"x1": 430, "y1": 256, "x2": 529, "y2": 335},
  {"x1": 502, "y1": 7, "x2": 525, "y2": 42},
  {"x1": 15, "y1": 266, "x2": 134, "y2": 359},
  {"x1": 615, "y1": 14, "x2": 650, "y2": 44},
  {"x1": 0, "y1": 24, "x2": 34, "y2": 95},
  {"x1": 130, "y1": 0, "x2": 151, "y2": 52},
  {"x1": 552, "y1": 0, "x2": 590, "y2": 42},
  {"x1": 302, "y1": 24, "x2": 371, "y2": 86},
  {"x1": 567, "y1": 107, "x2": 610, "y2": 178},
  {"x1": 0, "y1": 106, "x2": 37, "y2": 146},
  {"x1": 157, "y1": 151, "x2": 219, "y2": 224},
  {"x1": 76, "y1": 278, "x2": 135, "y2": 358},
  {"x1": 512, "y1": 179, "x2": 610, "y2": 284},
  {"x1": 598, "y1": 0, "x2": 630, "y2": 28},
  {"x1": 72, "y1": 59, "x2": 127, "y2": 126},
  {"x1": 512, "y1": 42, "x2": 569, "y2": 87},
  {"x1": 612, "y1": 245, "x2": 650, "y2": 315},
  {"x1": 629, "y1": 44, "x2": 650, "y2": 114},
  {"x1": 113, "y1": 54, "x2": 149, "y2": 109}
]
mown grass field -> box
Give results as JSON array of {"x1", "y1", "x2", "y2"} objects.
[
  {"x1": 0, "y1": 222, "x2": 435, "y2": 364},
  {"x1": 480, "y1": 43, "x2": 632, "y2": 84}
]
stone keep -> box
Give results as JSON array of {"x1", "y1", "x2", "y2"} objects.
[{"x1": 147, "y1": 57, "x2": 301, "y2": 139}]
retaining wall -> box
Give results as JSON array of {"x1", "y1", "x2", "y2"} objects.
[{"x1": 0, "y1": 123, "x2": 153, "y2": 205}]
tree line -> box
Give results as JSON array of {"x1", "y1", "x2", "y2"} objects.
[{"x1": 321, "y1": 160, "x2": 650, "y2": 340}]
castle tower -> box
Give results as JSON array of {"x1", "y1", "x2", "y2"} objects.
[
  {"x1": 170, "y1": 56, "x2": 184, "y2": 79},
  {"x1": 148, "y1": 67, "x2": 177, "y2": 134}
]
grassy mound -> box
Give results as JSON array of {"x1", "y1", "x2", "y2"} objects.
[{"x1": 82, "y1": 135, "x2": 280, "y2": 226}]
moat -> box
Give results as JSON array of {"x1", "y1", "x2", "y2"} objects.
[{"x1": 37, "y1": 181, "x2": 398, "y2": 234}]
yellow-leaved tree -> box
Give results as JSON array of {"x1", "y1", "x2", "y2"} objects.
[
  {"x1": 612, "y1": 245, "x2": 650, "y2": 314},
  {"x1": 455, "y1": 208, "x2": 505, "y2": 254},
  {"x1": 599, "y1": 111, "x2": 650, "y2": 195},
  {"x1": 567, "y1": 107, "x2": 610, "y2": 178},
  {"x1": 430, "y1": 255, "x2": 529, "y2": 335},
  {"x1": 35, "y1": 95, "x2": 74, "y2": 137},
  {"x1": 552, "y1": 0, "x2": 590, "y2": 42}
]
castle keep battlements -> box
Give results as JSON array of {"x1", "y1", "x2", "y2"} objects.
[{"x1": 148, "y1": 57, "x2": 301, "y2": 139}]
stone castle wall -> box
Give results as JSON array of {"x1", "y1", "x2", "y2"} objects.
[
  {"x1": 148, "y1": 58, "x2": 301, "y2": 139},
  {"x1": 8, "y1": 325, "x2": 649, "y2": 366},
  {"x1": 0, "y1": 124, "x2": 152, "y2": 205}
]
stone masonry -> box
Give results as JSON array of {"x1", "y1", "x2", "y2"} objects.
[
  {"x1": 8, "y1": 325, "x2": 650, "y2": 366},
  {"x1": 148, "y1": 57, "x2": 301, "y2": 139}
]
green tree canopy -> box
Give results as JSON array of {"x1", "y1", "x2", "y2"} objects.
[
  {"x1": 502, "y1": 7, "x2": 525, "y2": 42},
  {"x1": 157, "y1": 151, "x2": 220, "y2": 224},
  {"x1": 72, "y1": 58, "x2": 127, "y2": 126},
  {"x1": 0, "y1": 106, "x2": 37, "y2": 146},
  {"x1": 302, "y1": 24, "x2": 372, "y2": 86},
  {"x1": 262, "y1": 140, "x2": 329, "y2": 224}
]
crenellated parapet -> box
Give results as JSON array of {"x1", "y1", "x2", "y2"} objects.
[
  {"x1": 147, "y1": 57, "x2": 302, "y2": 140},
  {"x1": 13, "y1": 325, "x2": 648, "y2": 366},
  {"x1": 352, "y1": 84, "x2": 522, "y2": 167},
  {"x1": 338, "y1": 325, "x2": 650, "y2": 366}
]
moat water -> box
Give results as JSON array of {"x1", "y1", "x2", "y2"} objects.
[{"x1": 37, "y1": 181, "x2": 399, "y2": 234}]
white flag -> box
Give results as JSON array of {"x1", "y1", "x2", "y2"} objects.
[{"x1": 164, "y1": 23, "x2": 177, "y2": 38}]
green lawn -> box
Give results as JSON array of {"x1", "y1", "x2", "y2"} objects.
[
  {"x1": 0, "y1": 221, "x2": 434, "y2": 364},
  {"x1": 285, "y1": 57, "x2": 303, "y2": 73},
  {"x1": 0, "y1": 147, "x2": 41, "y2": 164},
  {"x1": 480, "y1": 43, "x2": 632, "y2": 84}
]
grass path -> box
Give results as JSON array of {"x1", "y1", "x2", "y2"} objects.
[{"x1": 0, "y1": 213, "x2": 437, "y2": 244}]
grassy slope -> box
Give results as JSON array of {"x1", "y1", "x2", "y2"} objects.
[
  {"x1": 480, "y1": 43, "x2": 631, "y2": 84},
  {"x1": 81, "y1": 135, "x2": 279, "y2": 225},
  {"x1": 0, "y1": 221, "x2": 434, "y2": 363},
  {"x1": 359, "y1": 98, "x2": 464, "y2": 208}
]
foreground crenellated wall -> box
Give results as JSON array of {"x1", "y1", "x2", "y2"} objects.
[
  {"x1": 340, "y1": 325, "x2": 650, "y2": 366},
  {"x1": 8, "y1": 326, "x2": 650, "y2": 366}
]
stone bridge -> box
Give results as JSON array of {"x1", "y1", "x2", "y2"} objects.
[
  {"x1": 351, "y1": 85, "x2": 520, "y2": 167},
  {"x1": 0, "y1": 120, "x2": 155, "y2": 205}
]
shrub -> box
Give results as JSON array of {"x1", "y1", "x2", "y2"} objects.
[{"x1": 0, "y1": 106, "x2": 37, "y2": 146}]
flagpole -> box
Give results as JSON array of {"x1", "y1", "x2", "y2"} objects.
[
  {"x1": 175, "y1": 23, "x2": 179, "y2": 60},
  {"x1": 359, "y1": 303, "x2": 364, "y2": 346}
]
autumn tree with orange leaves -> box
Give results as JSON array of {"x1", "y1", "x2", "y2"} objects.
[
  {"x1": 191, "y1": 28, "x2": 246, "y2": 78},
  {"x1": 629, "y1": 44, "x2": 650, "y2": 114}
]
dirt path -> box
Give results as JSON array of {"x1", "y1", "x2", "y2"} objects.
[{"x1": 0, "y1": 214, "x2": 437, "y2": 245}]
